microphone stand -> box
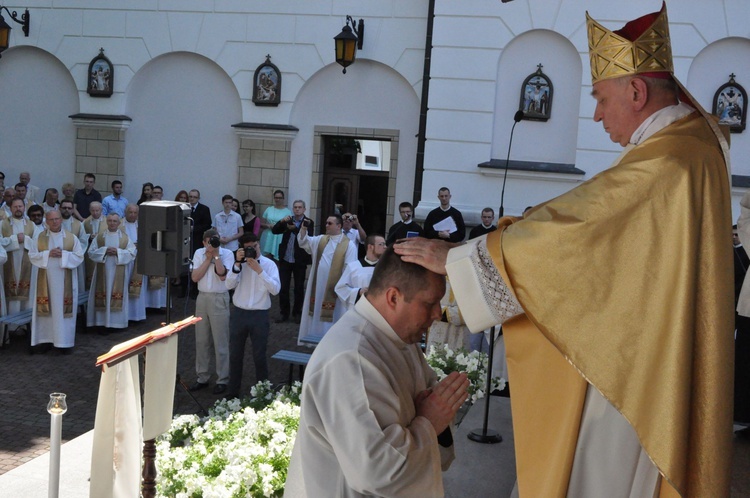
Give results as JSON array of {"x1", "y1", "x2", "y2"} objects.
[
  {"x1": 468, "y1": 326, "x2": 502, "y2": 444},
  {"x1": 498, "y1": 111, "x2": 524, "y2": 217}
]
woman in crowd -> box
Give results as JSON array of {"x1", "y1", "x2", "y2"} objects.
[
  {"x1": 174, "y1": 190, "x2": 189, "y2": 203},
  {"x1": 61, "y1": 182, "x2": 75, "y2": 201},
  {"x1": 231, "y1": 198, "x2": 242, "y2": 215},
  {"x1": 241, "y1": 199, "x2": 261, "y2": 236},
  {"x1": 260, "y1": 189, "x2": 291, "y2": 260},
  {"x1": 137, "y1": 182, "x2": 154, "y2": 205}
]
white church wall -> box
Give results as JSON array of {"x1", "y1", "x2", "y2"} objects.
[
  {"x1": 0, "y1": 0, "x2": 429, "y2": 216},
  {"x1": 0, "y1": 46, "x2": 78, "y2": 194},
  {"x1": 687, "y1": 37, "x2": 750, "y2": 221},
  {"x1": 123, "y1": 52, "x2": 242, "y2": 208},
  {"x1": 491, "y1": 29, "x2": 581, "y2": 164}
]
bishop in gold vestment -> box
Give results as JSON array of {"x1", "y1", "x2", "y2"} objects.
[{"x1": 397, "y1": 4, "x2": 733, "y2": 497}]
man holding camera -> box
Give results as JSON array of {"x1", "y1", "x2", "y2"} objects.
[
  {"x1": 271, "y1": 200, "x2": 314, "y2": 324},
  {"x1": 226, "y1": 232, "x2": 280, "y2": 398},
  {"x1": 297, "y1": 214, "x2": 358, "y2": 343},
  {"x1": 189, "y1": 229, "x2": 234, "y2": 394},
  {"x1": 341, "y1": 212, "x2": 366, "y2": 247}
]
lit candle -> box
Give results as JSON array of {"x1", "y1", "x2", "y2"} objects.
[{"x1": 47, "y1": 393, "x2": 67, "y2": 498}]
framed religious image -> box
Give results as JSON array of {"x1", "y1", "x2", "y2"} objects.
[
  {"x1": 713, "y1": 73, "x2": 746, "y2": 133},
  {"x1": 252, "y1": 55, "x2": 281, "y2": 106},
  {"x1": 518, "y1": 64, "x2": 553, "y2": 122},
  {"x1": 87, "y1": 48, "x2": 113, "y2": 98}
]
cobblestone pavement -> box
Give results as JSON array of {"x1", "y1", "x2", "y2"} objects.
[{"x1": 0, "y1": 287, "x2": 306, "y2": 475}]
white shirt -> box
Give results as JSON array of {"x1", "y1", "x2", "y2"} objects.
[
  {"x1": 342, "y1": 229, "x2": 361, "y2": 246},
  {"x1": 213, "y1": 211, "x2": 243, "y2": 251},
  {"x1": 192, "y1": 247, "x2": 234, "y2": 293},
  {"x1": 225, "y1": 255, "x2": 281, "y2": 310}
]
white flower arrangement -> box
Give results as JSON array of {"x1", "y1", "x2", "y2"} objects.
[
  {"x1": 425, "y1": 343, "x2": 506, "y2": 404},
  {"x1": 156, "y1": 381, "x2": 302, "y2": 498}
]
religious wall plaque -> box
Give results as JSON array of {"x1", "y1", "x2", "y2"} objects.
[{"x1": 713, "y1": 73, "x2": 746, "y2": 133}]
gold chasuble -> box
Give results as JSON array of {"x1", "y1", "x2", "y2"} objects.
[
  {"x1": 482, "y1": 112, "x2": 732, "y2": 497},
  {"x1": 36, "y1": 231, "x2": 76, "y2": 316},
  {"x1": 2, "y1": 220, "x2": 36, "y2": 300},
  {"x1": 94, "y1": 231, "x2": 130, "y2": 311},
  {"x1": 309, "y1": 235, "x2": 349, "y2": 322}
]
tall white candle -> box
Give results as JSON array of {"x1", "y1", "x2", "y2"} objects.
[
  {"x1": 48, "y1": 412, "x2": 62, "y2": 498},
  {"x1": 47, "y1": 393, "x2": 67, "y2": 498}
]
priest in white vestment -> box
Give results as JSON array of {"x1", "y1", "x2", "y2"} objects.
[
  {"x1": 122, "y1": 204, "x2": 147, "y2": 321},
  {"x1": 296, "y1": 214, "x2": 357, "y2": 343},
  {"x1": 26, "y1": 204, "x2": 46, "y2": 238},
  {"x1": 83, "y1": 201, "x2": 105, "y2": 290},
  {"x1": 285, "y1": 248, "x2": 469, "y2": 497},
  {"x1": 28, "y1": 211, "x2": 84, "y2": 349},
  {"x1": 1, "y1": 198, "x2": 36, "y2": 315},
  {"x1": 334, "y1": 234, "x2": 385, "y2": 319},
  {"x1": 0, "y1": 244, "x2": 8, "y2": 319},
  {"x1": 87, "y1": 213, "x2": 136, "y2": 329},
  {"x1": 60, "y1": 199, "x2": 88, "y2": 294}
]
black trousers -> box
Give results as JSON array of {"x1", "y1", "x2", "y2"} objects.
[
  {"x1": 278, "y1": 260, "x2": 308, "y2": 318},
  {"x1": 228, "y1": 307, "x2": 269, "y2": 396}
]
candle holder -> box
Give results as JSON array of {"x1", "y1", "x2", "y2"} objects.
[
  {"x1": 47, "y1": 393, "x2": 68, "y2": 415},
  {"x1": 47, "y1": 393, "x2": 67, "y2": 498}
]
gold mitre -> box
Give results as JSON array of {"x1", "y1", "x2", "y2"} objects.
[{"x1": 586, "y1": 2, "x2": 673, "y2": 84}]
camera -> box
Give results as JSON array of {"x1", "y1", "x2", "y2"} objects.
[
  {"x1": 209, "y1": 235, "x2": 221, "y2": 248},
  {"x1": 237, "y1": 246, "x2": 258, "y2": 262}
]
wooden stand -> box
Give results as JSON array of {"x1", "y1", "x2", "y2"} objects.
[{"x1": 93, "y1": 308, "x2": 200, "y2": 498}]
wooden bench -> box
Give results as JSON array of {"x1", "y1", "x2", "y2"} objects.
[
  {"x1": 0, "y1": 290, "x2": 90, "y2": 349},
  {"x1": 271, "y1": 349, "x2": 312, "y2": 385}
]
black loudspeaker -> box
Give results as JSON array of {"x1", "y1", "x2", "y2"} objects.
[{"x1": 137, "y1": 201, "x2": 191, "y2": 277}]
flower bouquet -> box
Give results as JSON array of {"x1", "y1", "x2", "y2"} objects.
[
  {"x1": 425, "y1": 344, "x2": 506, "y2": 405},
  {"x1": 156, "y1": 381, "x2": 301, "y2": 498}
]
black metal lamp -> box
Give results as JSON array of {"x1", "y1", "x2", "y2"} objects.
[
  {"x1": 0, "y1": 6, "x2": 30, "y2": 57},
  {"x1": 334, "y1": 15, "x2": 364, "y2": 74}
]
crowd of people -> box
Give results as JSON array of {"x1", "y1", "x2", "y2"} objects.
[{"x1": 0, "y1": 170, "x2": 493, "y2": 397}]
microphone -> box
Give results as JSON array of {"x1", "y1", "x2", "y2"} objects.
[{"x1": 498, "y1": 111, "x2": 525, "y2": 217}]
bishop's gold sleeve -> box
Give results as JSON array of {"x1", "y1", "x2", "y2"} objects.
[{"x1": 445, "y1": 235, "x2": 523, "y2": 333}]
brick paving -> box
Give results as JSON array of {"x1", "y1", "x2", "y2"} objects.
[{"x1": 0, "y1": 287, "x2": 306, "y2": 476}]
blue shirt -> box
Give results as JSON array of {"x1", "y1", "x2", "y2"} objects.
[{"x1": 101, "y1": 195, "x2": 129, "y2": 217}]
